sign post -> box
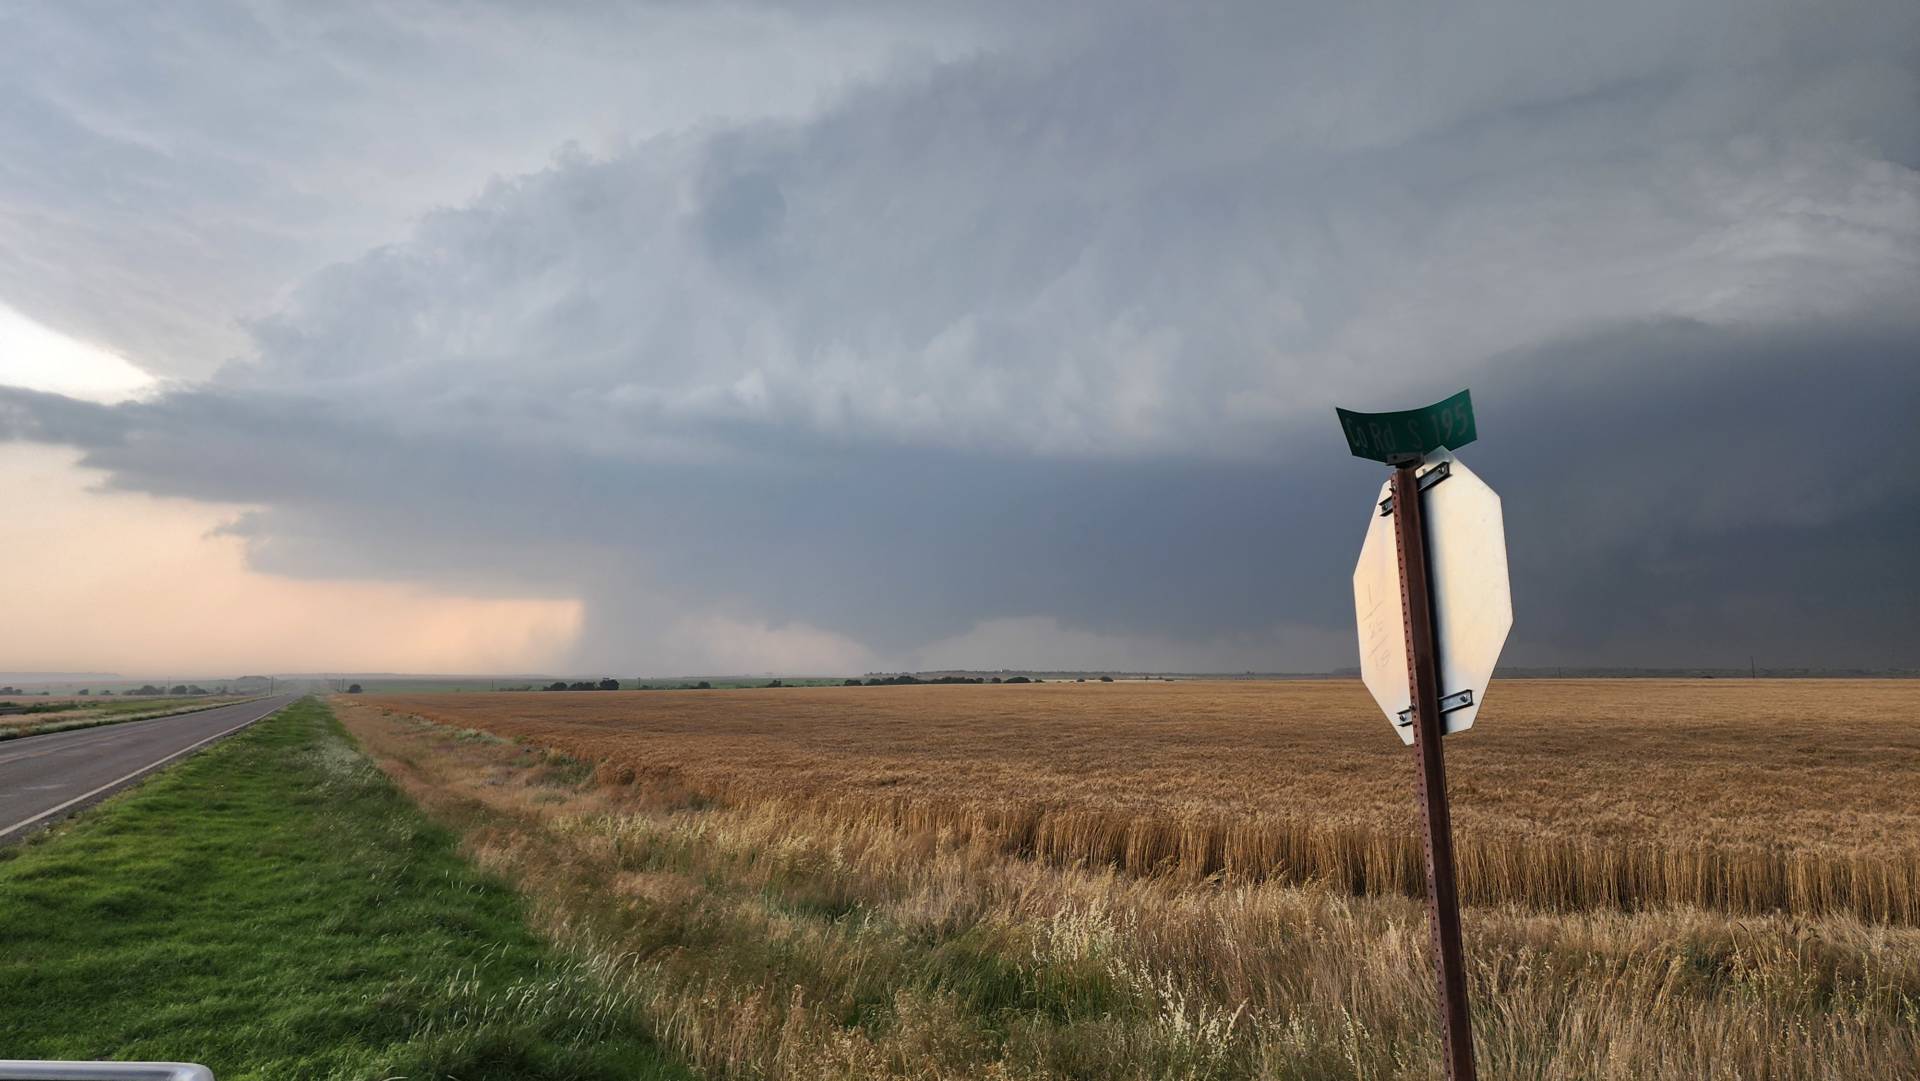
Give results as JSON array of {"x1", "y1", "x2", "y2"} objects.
[
  {"x1": 1389, "y1": 459, "x2": 1476, "y2": 1081},
  {"x1": 1341, "y1": 389, "x2": 1511, "y2": 1081}
]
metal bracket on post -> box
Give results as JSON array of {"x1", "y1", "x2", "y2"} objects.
[
  {"x1": 1395, "y1": 689, "x2": 1473, "y2": 728},
  {"x1": 1378, "y1": 460, "x2": 1450, "y2": 516}
]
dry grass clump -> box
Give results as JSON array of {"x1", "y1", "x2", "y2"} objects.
[
  {"x1": 333, "y1": 698, "x2": 1920, "y2": 1081},
  {"x1": 359, "y1": 679, "x2": 1920, "y2": 922}
]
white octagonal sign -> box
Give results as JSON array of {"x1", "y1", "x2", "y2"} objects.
[{"x1": 1353, "y1": 448, "x2": 1512, "y2": 744}]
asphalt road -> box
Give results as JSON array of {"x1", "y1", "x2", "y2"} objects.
[{"x1": 0, "y1": 695, "x2": 299, "y2": 843}]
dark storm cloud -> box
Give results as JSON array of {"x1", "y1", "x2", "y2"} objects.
[
  {"x1": 7, "y1": 316, "x2": 1914, "y2": 669},
  {"x1": 3, "y1": 0, "x2": 1917, "y2": 670},
  {"x1": 0, "y1": 386, "x2": 126, "y2": 447},
  {"x1": 1467, "y1": 319, "x2": 1920, "y2": 668}
]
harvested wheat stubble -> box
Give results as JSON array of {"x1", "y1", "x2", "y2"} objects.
[
  {"x1": 336, "y1": 698, "x2": 1920, "y2": 1081},
  {"x1": 362, "y1": 679, "x2": 1920, "y2": 921}
]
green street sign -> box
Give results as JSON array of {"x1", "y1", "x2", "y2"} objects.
[{"x1": 1336, "y1": 389, "x2": 1477, "y2": 464}]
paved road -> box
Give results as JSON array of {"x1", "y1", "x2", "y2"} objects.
[{"x1": 0, "y1": 695, "x2": 299, "y2": 843}]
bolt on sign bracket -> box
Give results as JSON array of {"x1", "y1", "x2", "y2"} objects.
[
  {"x1": 1396, "y1": 689, "x2": 1474, "y2": 727},
  {"x1": 1378, "y1": 460, "x2": 1451, "y2": 516}
]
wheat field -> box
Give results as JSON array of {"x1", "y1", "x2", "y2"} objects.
[
  {"x1": 358, "y1": 679, "x2": 1920, "y2": 922},
  {"x1": 332, "y1": 685, "x2": 1920, "y2": 1081}
]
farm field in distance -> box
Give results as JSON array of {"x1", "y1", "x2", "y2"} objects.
[
  {"x1": 0, "y1": 693, "x2": 263, "y2": 740},
  {"x1": 337, "y1": 679, "x2": 1920, "y2": 1080},
  {"x1": 357, "y1": 679, "x2": 1920, "y2": 921}
]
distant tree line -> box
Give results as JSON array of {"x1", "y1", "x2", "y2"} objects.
[
  {"x1": 498, "y1": 674, "x2": 1072, "y2": 693},
  {"x1": 543, "y1": 678, "x2": 623, "y2": 691},
  {"x1": 843, "y1": 674, "x2": 1040, "y2": 686},
  {"x1": 121, "y1": 684, "x2": 214, "y2": 696}
]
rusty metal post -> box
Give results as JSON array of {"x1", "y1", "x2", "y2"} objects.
[{"x1": 1390, "y1": 461, "x2": 1477, "y2": 1081}]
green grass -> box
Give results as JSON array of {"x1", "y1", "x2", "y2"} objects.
[{"x1": 0, "y1": 698, "x2": 689, "y2": 1081}]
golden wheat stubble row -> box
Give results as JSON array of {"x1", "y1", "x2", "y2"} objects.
[
  {"x1": 360, "y1": 678, "x2": 1920, "y2": 921},
  {"x1": 335, "y1": 699, "x2": 1920, "y2": 1081}
]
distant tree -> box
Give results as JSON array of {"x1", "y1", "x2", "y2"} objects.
[
  {"x1": 864, "y1": 674, "x2": 929, "y2": 686},
  {"x1": 546, "y1": 681, "x2": 569, "y2": 691},
  {"x1": 990, "y1": 677, "x2": 1002, "y2": 684},
  {"x1": 102, "y1": 689, "x2": 115, "y2": 695},
  {"x1": 843, "y1": 678, "x2": 863, "y2": 686},
  {"x1": 347, "y1": 683, "x2": 363, "y2": 694},
  {"x1": 136, "y1": 684, "x2": 163, "y2": 696},
  {"x1": 170, "y1": 684, "x2": 190, "y2": 695},
  {"x1": 1099, "y1": 676, "x2": 1114, "y2": 682},
  {"x1": 597, "y1": 678, "x2": 620, "y2": 690},
  {"x1": 695, "y1": 681, "x2": 713, "y2": 689},
  {"x1": 77, "y1": 688, "x2": 89, "y2": 695},
  {"x1": 1004, "y1": 676, "x2": 1031, "y2": 684},
  {"x1": 765, "y1": 679, "x2": 783, "y2": 688}
]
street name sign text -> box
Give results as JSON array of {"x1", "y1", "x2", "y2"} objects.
[{"x1": 1337, "y1": 389, "x2": 1477, "y2": 464}]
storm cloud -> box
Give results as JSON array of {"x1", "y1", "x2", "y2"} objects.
[{"x1": 3, "y1": 0, "x2": 1916, "y2": 672}]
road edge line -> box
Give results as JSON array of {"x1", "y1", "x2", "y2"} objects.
[{"x1": 0, "y1": 699, "x2": 294, "y2": 841}]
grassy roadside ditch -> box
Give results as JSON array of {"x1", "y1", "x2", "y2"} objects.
[{"x1": 0, "y1": 697, "x2": 689, "y2": 1081}]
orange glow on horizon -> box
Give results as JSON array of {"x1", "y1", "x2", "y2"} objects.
[{"x1": 1, "y1": 445, "x2": 582, "y2": 676}]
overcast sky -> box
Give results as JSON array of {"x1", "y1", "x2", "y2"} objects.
[{"x1": 2, "y1": 1, "x2": 1916, "y2": 676}]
